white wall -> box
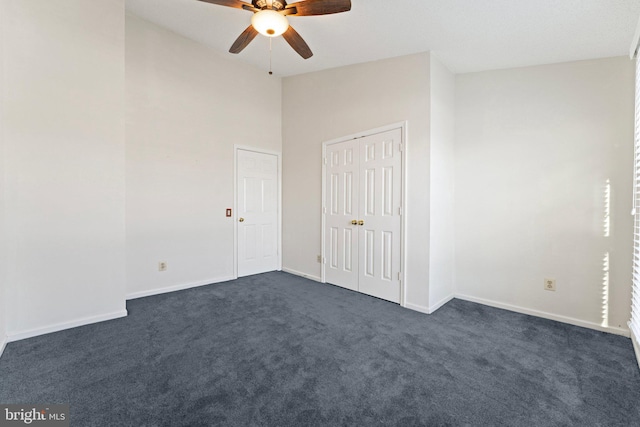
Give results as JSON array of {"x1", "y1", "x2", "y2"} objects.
[
  {"x1": 125, "y1": 13, "x2": 282, "y2": 298},
  {"x1": 3, "y1": 0, "x2": 127, "y2": 338},
  {"x1": 429, "y1": 55, "x2": 456, "y2": 311},
  {"x1": 455, "y1": 57, "x2": 634, "y2": 334},
  {"x1": 282, "y1": 53, "x2": 432, "y2": 310}
]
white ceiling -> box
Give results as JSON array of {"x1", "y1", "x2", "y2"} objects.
[{"x1": 125, "y1": 0, "x2": 640, "y2": 77}]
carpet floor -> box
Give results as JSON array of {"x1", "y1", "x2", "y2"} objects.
[{"x1": 1, "y1": 271, "x2": 639, "y2": 426}]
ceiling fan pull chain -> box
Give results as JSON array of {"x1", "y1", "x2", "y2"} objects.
[{"x1": 269, "y1": 37, "x2": 273, "y2": 75}]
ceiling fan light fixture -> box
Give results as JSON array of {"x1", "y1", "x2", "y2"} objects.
[{"x1": 251, "y1": 9, "x2": 289, "y2": 37}]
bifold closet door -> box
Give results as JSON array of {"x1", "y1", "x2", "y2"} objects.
[{"x1": 324, "y1": 128, "x2": 402, "y2": 303}]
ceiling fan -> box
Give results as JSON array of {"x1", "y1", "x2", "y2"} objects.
[{"x1": 197, "y1": 0, "x2": 352, "y2": 59}]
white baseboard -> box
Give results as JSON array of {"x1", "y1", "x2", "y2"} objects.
[
  {"x1": 0, "y1": 335, "x2": 7, "y2": 359},
  {"x1": 126, "y1": 276, "x2": 235, "y2": 300},
  {"x1": 8, "y1": 309, "x2": 128, "y2": 342},
  {"x1": 429, "y1": 294, "x2": 455, "y2": 313},
  {"x1": 631, "y1": 325, "x2": 640, "y2": 371},
  {"x1": 455, "y1": 293, "x2": 630, "y2": 337},
  {"x1": 404, "y1": 302, "x2": 430, "y2": 315},
  {"x1": 404, "y1": 295, "x2": 455, "y2": 315},
  {"x1": 281, "y1": 267, "x2": 322, "y2": 283}
]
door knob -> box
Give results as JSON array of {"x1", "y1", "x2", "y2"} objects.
[
  {"x1": 239, "y1": 218, "x2": 245, "y2": 222},
  {"x1": 351, "y1": 220, "x2": 358, "y2": 225},
  {"x1": 358, "y1": 220, "x2": 364, "y2": 226}
]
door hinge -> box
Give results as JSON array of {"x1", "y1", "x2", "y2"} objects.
[
  {"x1": 323, "y1": 207, "x2": 327, "y2": 214},
  {"x1": 399, "y1": 143, "x2": 403, "y2": 152},
  {"x1": 398, "y1": 272, "x2": 402, "y2": 280},
  {"x1": 323, "y1": 157, "x2": 327, "y2": 165},
  {"x1": 398, "y1": 207, "x2": 403, "y2": 215}
]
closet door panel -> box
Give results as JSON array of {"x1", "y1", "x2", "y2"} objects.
[
  {"x1": 357, "y1": 129, "x2": 402, "y2": 303},
  {"x1": 325, "y1": 140, "x2": 360, "y2": 291}
]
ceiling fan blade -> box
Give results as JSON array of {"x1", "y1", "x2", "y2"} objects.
[
  {"x1": 282, "y1": 25, "x2": 313, "y2": 59},
  {"x1": 284, "y1": 0, "x2": 350, "y2": 16},
  {"x1": 197, "y1": 0, "x2": 254, "y2": 10},
  {"x1": 229, "y1": 25, "x2": 259, "y2": 54}
]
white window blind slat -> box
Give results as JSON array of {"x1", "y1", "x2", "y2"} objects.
[{"x1": 632, "y1": 53, "x2": 640, "y2": 338}]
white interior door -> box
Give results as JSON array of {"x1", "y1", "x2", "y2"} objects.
[
  {"x1": 357, "y1": 129, "x2": 402, "y2": 303},
  {"x1": 323, "y1": 128, "x2": 403, "y2": 303},
  {"x1": 324, "y1": 139, "x2": 360, "y2": 291},
  {"x1": 237, "y1": 149, "x2": 279, "y2": 277}
]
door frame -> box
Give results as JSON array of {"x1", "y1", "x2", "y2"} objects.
[
  {"x1": 320, "y1": 121, "x2": 408, "y2": 306},
  {"x1": 233, "y1": 145, "x2": 282, "y2": 279}
]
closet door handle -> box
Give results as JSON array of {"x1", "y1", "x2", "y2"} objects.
[
  {"x1": 239, "y1": 218, "x2": 245, "y2": 222},
  {"x1": 351, "y1": 220, "x2": 358, "y2": 225},
  {"x1": 358, "y1": 220, "x2": 364, "y2": 226}
]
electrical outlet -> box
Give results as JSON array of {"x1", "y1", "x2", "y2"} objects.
[
  {"x1": 317, "y1": 255, "x2": 322, "y2": 263},
  {"x1": 544, "y1": 278, "x2": 556, "y2": 291},
  {"x1": 159, "y1": 262, "x2": 167, "y2": 272}
]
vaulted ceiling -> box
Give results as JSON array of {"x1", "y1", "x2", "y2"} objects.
[{"x1": 125, "y1": 0, "x2": 640, "y2": 76}]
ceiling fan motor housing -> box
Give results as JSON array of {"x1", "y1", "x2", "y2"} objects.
[{"x1": 253, "y1": 0, "x2": 286, "y2": 10}]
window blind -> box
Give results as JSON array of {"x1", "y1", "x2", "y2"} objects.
[{"x1": 632, "y1": 53, "x2": 640, "y2": 343}]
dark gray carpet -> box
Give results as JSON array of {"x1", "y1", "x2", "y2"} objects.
[{"x1": 1, "y1": 272, "x2": 639, "y2": 426}]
